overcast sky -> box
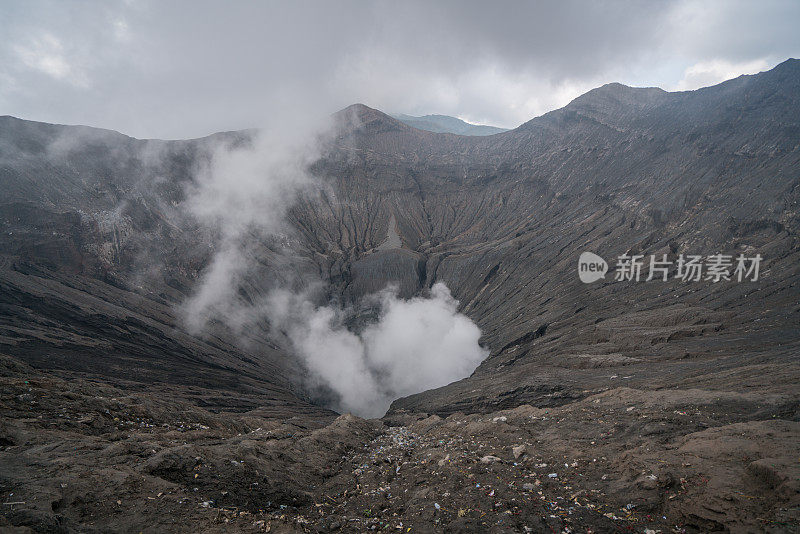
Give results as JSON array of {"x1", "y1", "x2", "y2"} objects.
[{"x1": 1, "y1": 0, "x2": 798, "y2": 139}]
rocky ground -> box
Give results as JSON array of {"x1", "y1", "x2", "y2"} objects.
[{"x1": 2, "y1": 353, "x2": 797, "y2": 533}]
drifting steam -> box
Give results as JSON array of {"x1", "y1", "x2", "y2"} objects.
[
  {"x1": 268, "y1": 283, "x2": 488, "y2": 418},
  {"x1": 182, "y1": 121, "x2": 323, "y2": 333},
  {"x1": 181, "y1": 120, "x2": 488, "y2": 418}
]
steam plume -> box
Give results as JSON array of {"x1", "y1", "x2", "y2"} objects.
[
  {"x1": 268, "y1": 283, "x2": 487, "y2": 417},
  {"x1": 181, "y1": 118, "x2": 488, "y2": 417}
]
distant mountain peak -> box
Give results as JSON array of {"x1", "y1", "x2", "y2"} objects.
[
  {"x1": 568, "y1": 82, "x2": 668, "y2": 109},
  {"x1": 390, "y1": 113, "x2": 509, "y2": 136},
  {"x1": 332, "y1": 103, "x2": 407, "y2": 135},
  {"x1": 767, "y1": 57, "x2": 799, "y2": 73}
]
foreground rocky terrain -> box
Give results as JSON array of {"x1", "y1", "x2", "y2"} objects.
[
  {"x1": 1, "y1": 60, "x2": 799, "y2": 531},
  {"x1": 2, "y1": 354, "x2": 797, "y2": 533}
]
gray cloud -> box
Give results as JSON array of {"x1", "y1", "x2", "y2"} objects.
[{"x1": 1, "y1": 0, "x2": 798, "y2": 137}]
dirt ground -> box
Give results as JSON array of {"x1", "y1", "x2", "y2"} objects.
[{"x1": 1, "y1": 352, "x2": 798, "y2": 533}]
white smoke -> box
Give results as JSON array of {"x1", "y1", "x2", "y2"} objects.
[
  {"x1": 181, "y1": 117, "x2": 488, "y2": 418},
  {"x1": 364, "y1": 283, "x2": 487, "y2": 402},
  {"x1": 268, "y1": 282, "x2": 488, "y2": 418},
  {"x1": 183, "y1": 242, "x2": 248, "y2": 333},
  {"x1": 181, "y1": 120, "x2": 324, "y2": 332}
]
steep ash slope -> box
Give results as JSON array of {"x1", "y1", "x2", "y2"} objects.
[
  {"x1": 0, "y1": 61, "x2": 799, "y2": 417},
  {"x1": 0, "y1": 117, "x2": 328, "y2": 416}
]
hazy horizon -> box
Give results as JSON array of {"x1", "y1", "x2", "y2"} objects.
[{"x1": 2, "y1": 0, "x2": 799, "y2": 139}]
